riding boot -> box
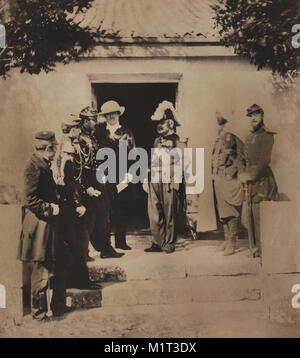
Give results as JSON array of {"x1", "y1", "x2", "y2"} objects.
[
  {"x1": 223, "y1": 217, "x2": 239, "y2": 256},
  {"x1": 32, "y1": 291, "x2": 49, "y2": 321},
  {"x1": 217, "y1": 222, "x2": 230, "y2": 251}
]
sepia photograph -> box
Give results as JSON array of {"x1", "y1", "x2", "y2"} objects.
[{"x1": 0, "y1": 0, "x2": 300, "y2": 343}]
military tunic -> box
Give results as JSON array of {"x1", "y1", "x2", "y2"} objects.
[
  {"x1": 19, "y1": 153, "x2": 66, "y2": 317},
  {"x1": 73, "y1": 127, "x2": 112, "y2": 252},
  {"x1": 244, "y1": 126, "x2": 279, "y2": 203},
  {"x1": 58, "y1": 159, "x2": 90, "y2": 289},
  {"x1": 212, "y1": 132, "x2": 245, "y2": 220},
  {"x1": 242, "y1": 126, "x2": 279, "y2": 252}
]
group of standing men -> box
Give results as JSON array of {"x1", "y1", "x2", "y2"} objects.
[
  {"x1": 18, "y1": 98, "x2": 279, "y2": 321},
  {"x1": 18, "y1": 101, "x2": 140, "y2": 320},
  {"x1": 212, "y1": 104, "x2": 279, "y2": 257},
  {"x1": 18, "y1": 99, "x2": 182, "y2": 321}
]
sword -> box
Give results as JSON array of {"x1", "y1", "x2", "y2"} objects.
[{"x1": 243, "y1": 181, "x2": 256, "y2": 258}]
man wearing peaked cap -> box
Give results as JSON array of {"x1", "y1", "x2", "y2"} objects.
[
  {"x1": 34, "y1": 130, "x2": 57, "y2": 151},
  {"x1": 239, "y1": 104, "x2": 279, "y2": 257},
  {"x1": 19, "y1": 130, "x2": 68, "y2": 320},
  {"x1": 35, "y1": 130, "x2": 56, "y2": 140},
  {"x1": 246, "y1": 104, "x2": 264, "y2": 117}
]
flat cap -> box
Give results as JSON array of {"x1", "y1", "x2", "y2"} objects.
[
  {"x1": 246, "y1": 104, "x2": 264, "y2": 117},
  {"x1": 35, "y1": 131, "x2": 56, "y2": 141}
]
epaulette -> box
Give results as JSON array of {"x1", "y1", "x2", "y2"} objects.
[{"x1": 263, "y1": 126, "x2": 277, "y2": 135}]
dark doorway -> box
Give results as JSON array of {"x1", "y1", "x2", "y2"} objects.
[{"x1": 92, "y1": 82, "x2": 178, "y2": 233}]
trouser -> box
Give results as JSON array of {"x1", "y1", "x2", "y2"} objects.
[
  {"x1": 222, "y1": 216, "x2": 239, "y2": 241},
  {"x1": 112, "y1": 199, "x2": 128, "y2": 246},
  {"x1": 242, "y1": 201, "x2": 261, "y2": 252},
  {"x1": 88, "y1": 184, "x2": 112, "y2": 252},
  {"x1": 111, "y1": 183, "x2": 133, "y2": 247},
  {"x1": 147, "y1": 183, "x2": 178, "y2": 248},
  {"x1": 23, "y1": 261, "x2": 66, "y2": 319},
  {"x1": 60, "y1": 206, "x2": 90, "y2": 289}
]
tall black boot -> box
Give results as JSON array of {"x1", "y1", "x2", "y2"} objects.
[
  {"x1": 217, "y1": 222, "x2": 230, "y2": 252},
  {"x1": 115, "y1": 234, "x2": 132, "y2": 250},
  {"x1": 32, "y1": 291, "x2": 50, "y2": 321},
  {"x1": 223, "y1": 217, "x2": 239, "y2": 256}
]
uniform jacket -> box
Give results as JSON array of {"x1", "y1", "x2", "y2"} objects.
[
  {"x1": 73, "y1": 128, "x2": 99, "y2": 191},
  {"x1": 212, "y1": 132, "x2": 245, "y2": 207},
  {"x1": 59, "y1": 159, "x2": 86, "y2": 209},
  {"x1": 18, "y1": 154, "x2": 59, "y2": 262},
  {"x1": 244, "y1": 126, "x2": 279, "y2": 203},
  {"x1": 150, "y1": 133, "x2": 185, "y2": 191}
]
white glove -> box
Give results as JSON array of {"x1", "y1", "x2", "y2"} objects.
[
  {"x1": 93, "y1": 189, "x2": 102, "y2": 197},
  {"x1": 50, "y1": 203, "x2": 59, "y2": 216},
  {"x1": 76, "y1": 205, "x2": 86, "y2": 217},
  {"x1": 87, "y1": 187, "x2": 102, "y2": 197}
]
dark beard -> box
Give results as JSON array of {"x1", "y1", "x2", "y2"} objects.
[{"x1": 251, "y1": 119, "x2": 264, "y2": 133}]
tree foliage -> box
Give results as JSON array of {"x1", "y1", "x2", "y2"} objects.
[
  {"x1": 0, "y1": 0, "x2": 101, "y2": 77},
  {"x1": 212, "y1": 0, "x2": 300, "y2": 79}
]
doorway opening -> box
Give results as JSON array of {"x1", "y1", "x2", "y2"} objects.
[{"x1": 92, "y1": 82, "x2": 178, "y2": 233}]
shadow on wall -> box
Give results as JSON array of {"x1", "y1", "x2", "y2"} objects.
[{"x1": 0, "y1": 182, "x2": 22, "y2": 205}]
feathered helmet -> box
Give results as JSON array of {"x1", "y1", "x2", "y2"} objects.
[
  {"x1": 151, "y1": 101, "x2": 180, "y2": 126},
  {"x1": 79, "y1": 106, "x2": 99, "y2": 119}
]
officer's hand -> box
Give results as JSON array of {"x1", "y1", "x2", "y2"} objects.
[
  {"x1": 50, "y1": 203, "x2": 60, "y2": 216},
  {"x1": 76, "y1": 205, "x2": 86, "y2": 217},
  {"x1": 87, "y1": 187, "x2": 95, "y2": 197},
  {"x1": 87, "y1": 187, "x2": 101, "y2": 197},
  {"x1": 238, "y1": 172, "x2": 253, "y2": 183},
  {"x1": 93, "y1": 189, "x2": 102, "y2": 197}
]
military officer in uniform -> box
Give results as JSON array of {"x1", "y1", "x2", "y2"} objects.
[
  {"x1": 74, "y1": 106, "x2": 124, "y2": 259},
  {"x1": 144, "y1": 101, "x2": 184, "y2": 254},
  {"x1": 57, "y1": 139, "x2": 101, "y2": 289},
  {"x1": 19, "y1": 131, "x2": 67, "y2": 320},
  {"x1": 212, "y1": 112, "x2": 245, "y2": 256},
  {"x1": 239, "y1": 104, "x2": 279, "y2": 256}
]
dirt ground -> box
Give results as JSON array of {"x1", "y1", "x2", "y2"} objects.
[{"x1": 2, "y1": 301, "x2": 300, "y2": 338}]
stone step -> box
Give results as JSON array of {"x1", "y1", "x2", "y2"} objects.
[
  {"x1": 88, "y1": 261, "x2": 126, "y2": 283},
  {"x1": 66, "y1": 288, "x2": 102, "y2": 308},
  {"x1": 87, "y1": 239, "x2": 261, "y2": 282},
  {"x1": 101, "y1": 275, "x2": 262, "y2": 307}
]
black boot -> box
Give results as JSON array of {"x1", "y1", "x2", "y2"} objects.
[
  {"x1": 216, "y1": 223, "x2": 230, "y2": 252},
  {"x1": 32, "y1": 291, "x2": 50, "y2": 321},
  {"x1": 115, "y1": 235, "x2": 132, "y2": 250},
  {"x1": 223, "y1": 217, "x2": 239, "y2": 256},
  {"x1": 100, "y1": 245, "x2": 125, "y2": 259},
  {"x1": 144, "y1": 243, "x2": 162, "y2": 252}
]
